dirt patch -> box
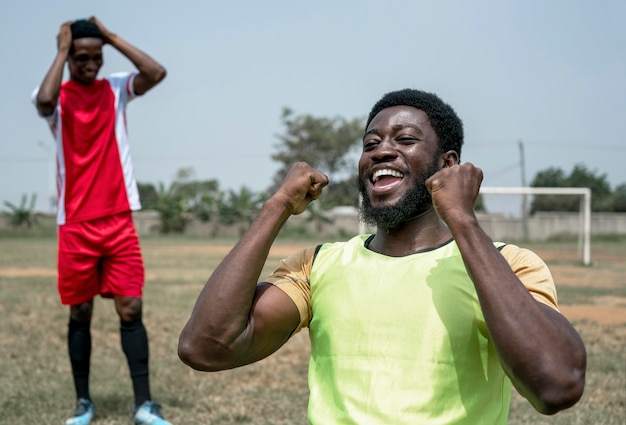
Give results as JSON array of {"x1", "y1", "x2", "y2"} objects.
[
  {"x1": 3, "y1": 242, "x2": 623, "y2": 325},
  {"x1": 532, "y1": 248, "x2": 626, "y2": 324},
  {"x1": 0, "y1": 268, "x2": 56, "y2": 277},
  {"x1": 560, "y1": 295, "x2": 626, "y2": 325},
  {"x1": 561, "y1": 305, "x2": 626, "y2": 325},
  {"x1": 149, "y1": 245, "x2": 234, "y2": 254},
  {"x1": 148, "y1": 243, "x2": 312, "y2": 257},
  {"x1": 549, "y1": 263, "x2": 624, "y2": 289}
]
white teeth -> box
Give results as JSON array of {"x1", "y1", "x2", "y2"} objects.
[{"x1": 372, "y1": 169, "x2": 404, "y2": 183}]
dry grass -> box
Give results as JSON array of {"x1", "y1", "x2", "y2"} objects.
[{"x1": 0, "y1": 235, "x2": 624, "y2": 424}]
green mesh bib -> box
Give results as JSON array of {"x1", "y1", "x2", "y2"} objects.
[{"x1": 307, "y1": 235, "x2": 511, "y2": 424}]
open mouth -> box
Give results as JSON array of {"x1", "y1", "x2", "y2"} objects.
[{"x1": 371, "y1": 168, "x2": 404, "y2": 191}]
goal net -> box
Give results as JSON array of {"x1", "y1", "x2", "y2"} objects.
[{"x1": 478, "y1": 187, "x2": 591, "y2": 265}]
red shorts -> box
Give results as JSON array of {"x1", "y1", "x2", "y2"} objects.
[{"x1": 57, "y1": 212, "x2": 145, "y2": 305}]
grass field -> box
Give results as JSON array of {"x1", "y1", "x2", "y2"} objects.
[{"x1": 0, "y1": 235, "x2": 624, "y2": 424}]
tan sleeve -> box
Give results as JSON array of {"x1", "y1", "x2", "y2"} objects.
[
  {"x1": 500, "y1": 244, "x2": 560, "y2": 311},
  {"x1": 264, "y1": 246, "x2": 316, "y2": 333}
]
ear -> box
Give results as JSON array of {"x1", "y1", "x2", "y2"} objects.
[{"x1": 440, "y1": 150, "x2": 460, "y2": 168}]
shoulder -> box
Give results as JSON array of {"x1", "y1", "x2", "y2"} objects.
[
  {"x1": 500, "y1": 244, "x2": 559, "y2": 310},
  {"x1": 265, "y1": 245, "x2": 319, "y2": 333},
  {"x1": 500, "y1": 244, "x2": 549, "y2": 271},
  {"x1": 104, "y1": 72, "x2": 136, "y2": 96},
  {"x1": 105, "y1": 71, "x2": 133, "y2": 83}
]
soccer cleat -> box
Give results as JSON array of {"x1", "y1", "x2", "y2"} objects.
[
  {"x1": 65, "y1": 398, "x2": 94, "y2": 425},
  {"x1": 133, "y1": 400, "x2": 173, "y2": 425}
]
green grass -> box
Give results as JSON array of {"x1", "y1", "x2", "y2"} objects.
[
  {"x1": 0, "y1": 236, "x2": 624, "y2": 424},
  {"x1": 556, "y1": 285, "x2": 626, "y2": 304}
]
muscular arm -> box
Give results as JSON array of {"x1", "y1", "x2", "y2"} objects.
[
  {"x1": 36, "y1": 22, "x2": 72, "y2": 116},
  {"x1": 178, "y1": 163, "x2": 328, "y2": 371},
  {"x1": 427, "y1": 162, "x2": 586, "y2": 415},
  {"x1": 90, "y1": 17, "x2": 166, "y2": 95}
]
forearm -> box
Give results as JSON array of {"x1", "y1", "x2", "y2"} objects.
[
  {"x1": 36, "y1": 51, "x2": 67, "y2": 115},
  {"x1": 449, "y1": 215, "x2": 586, "y2": 413},
  {"x1": 107, "y1": 33, "x2": 166, "y2": 89},
  {"x1": 179, "y1": 196, "x2": 293, "y2": 368}
]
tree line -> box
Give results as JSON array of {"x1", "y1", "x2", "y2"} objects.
[
  {"x1": 530, "y1": 164, "x2": 626, "y2": 213},
  {"x1": 4, "y1": 109, "x2": 626, "y2": 231}
]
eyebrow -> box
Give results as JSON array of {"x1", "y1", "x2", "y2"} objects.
[
  {"x1": 364, "y1": 124, "x2": 423, "y2": 137},
  {"x1": 364, "y1": 128, "x2": 382, "y2": 137},
  {"x1": 72, "y1": 53, "x2": 102, "y2": 59}
]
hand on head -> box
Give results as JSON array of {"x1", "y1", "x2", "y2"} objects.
[
  {"x1": 57, "y1": 21, "x2": 73, "y2": 53},
  {"x1": 60, "y1": 17, "x2": 110, "y2": 47},
  {"x1": 87, "y1": 16, "x2": 113, "y2": 43}
]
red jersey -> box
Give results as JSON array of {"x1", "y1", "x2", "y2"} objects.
[{"x1": 33, "y1": 72, "x2": 141, "y2": 225}]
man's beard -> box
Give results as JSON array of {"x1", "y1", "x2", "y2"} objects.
[{"x1": 358, "y1": 163, "x2": 439, "y2": 230}]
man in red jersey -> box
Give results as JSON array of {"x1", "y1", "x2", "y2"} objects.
[{"x1": 33, "y1": 17, "x2": 171, "y2": 425}]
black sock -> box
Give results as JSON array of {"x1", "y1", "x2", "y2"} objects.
[
  {"x1": 68, "y1": 319, "x2": 91, "y2": 401},
  {"x1": 120, "y1": 319, "x2": 151, "y2": 407}
]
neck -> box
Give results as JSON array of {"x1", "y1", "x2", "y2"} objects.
[
  {"x1": 70, "y1": 76, "x2": 97, "y2": 86},
  {"x1": 368, "y1": 209, "x2": 452, "y2": 257}
]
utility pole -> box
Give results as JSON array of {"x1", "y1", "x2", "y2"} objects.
[{"x1": 518, "y1": 140, "x2": 529, "y2": 240}]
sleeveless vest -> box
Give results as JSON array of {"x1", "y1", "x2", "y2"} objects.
[{"x1": 307, "y1": 235, "x2": 511, "y2": 424}]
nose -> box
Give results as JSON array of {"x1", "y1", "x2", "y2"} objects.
[
  {"x1": 370, "y1": 138, "x2": 398, "y2": 162},
  {"x1": 84, "y1": 59, "x2": 99, "y2": 71}
]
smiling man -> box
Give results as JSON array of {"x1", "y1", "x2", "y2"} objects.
[
  {"x1": 32, "y1": 18, "x2": 170, "y2": 425},
  {"x1": 178, "y1": 89, "x2": 587, "y2": 424}
]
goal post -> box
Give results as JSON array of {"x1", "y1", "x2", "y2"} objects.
[{"x1": 479, "y1": 187, "x2": 591, "y2": 266}]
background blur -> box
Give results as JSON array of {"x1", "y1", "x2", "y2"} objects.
[{"x1": 2, "y1": 0, "x2": 625, "y2": 214}]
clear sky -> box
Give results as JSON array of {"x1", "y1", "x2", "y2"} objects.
[{"x1": 2, "y1": 0, "x2": 625, "y2": 215}]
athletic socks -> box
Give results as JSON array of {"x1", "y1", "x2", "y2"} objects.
[
  {"x1": 68, "y1": 319, "x2": 92, "y2": 401},
  {"x1": 68, "y1": 318, "x2": 153, "y2": 408},
  {"x1": 120, "y1": 319, "x2": 152, "y2": 407}
]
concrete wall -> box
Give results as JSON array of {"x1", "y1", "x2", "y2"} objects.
[
  {"x1": 476, "y1": 212, "x2": 626, "y2": 241},
  {"x1": 3, "y1": 209, "x2": 626, "y2": 241},
  {"x1": 137, "y1": 208, "x2": 626, "y2": 240}
]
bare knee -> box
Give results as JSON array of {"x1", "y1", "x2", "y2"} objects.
[
  {"x1": 70, "y1": 301, "x2": 94, "y2": 322},
  {"x1": 115, "y1": 296, "x2": 143, "y2": 322}
]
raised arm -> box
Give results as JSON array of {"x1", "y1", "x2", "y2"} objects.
[
  {"x1": 89, "y1": 16, "x2": 166, "y2": 95},
  {"x1": 178, "y1": 162, "x2": 328, "y2": 371},
  {"x1": 36, "y1": 21, "x2": 73, "y2": 116},
  {"x1": 427, "y1": 161, "x2": 586, "y2": 415}
]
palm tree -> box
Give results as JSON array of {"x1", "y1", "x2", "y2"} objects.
[
  {"x1": 3, "y1": 193, "x2": 38, "y2": 228},
  {"x1": 154, "y1": 182, "x2": 187, "y2": 233},
  {"x1": 197, "y1": 191, "x2": 225, "y2": 238},
  {"x1": 223, "y1": 186, "x2": 264, "y2": 236}
]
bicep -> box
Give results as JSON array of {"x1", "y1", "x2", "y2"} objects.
[
  {"x1": 132, "y1": 72, "x2": 163, "y2": 96},
  {"x1": 235, "y1": 283, "x2": 301, "y2": 367},
  {"x1": 32, "y1": 87, "x2": 57, "y2": 118}
]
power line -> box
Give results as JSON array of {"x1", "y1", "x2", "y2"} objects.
[
  {"x1": 487, "y1": 162, "x2": 521, "y2": 179},
  {"x1": 471, "y1": 141, "x2": 626, "y2": 150},
  {"x1": 0, "y1": 153, "x2": 272, "y2": 162}
]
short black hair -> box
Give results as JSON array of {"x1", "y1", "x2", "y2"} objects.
[
  {"x1": 366, "y1": 89, "x2": 464, "y2": 159},
  {"x1": 70, "y1": 19, "x2": 104, "y2": 41}
]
